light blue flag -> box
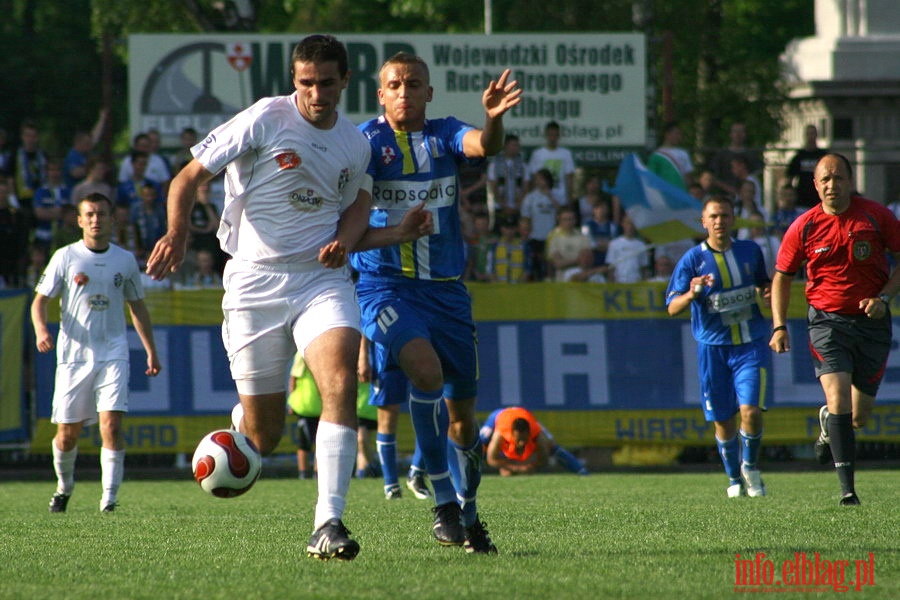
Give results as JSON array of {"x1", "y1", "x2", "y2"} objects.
[{"x1": 604, "y1": 153, "x2": 705, "y2": 244}]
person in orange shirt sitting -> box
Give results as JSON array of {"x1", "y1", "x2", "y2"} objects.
[{"x1": 479, "y1": 406, "x2": 588, "y2": 476}]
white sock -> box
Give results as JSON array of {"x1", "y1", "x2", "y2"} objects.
[
  {"x1": 313, "y1": 421, "x2": 356, "y2": 529},
  {"x1": 100, "y1": 447, "x2": 125, "y2": 507},
  {"x1": 231, "y1": 403, "x2": 244, "y2": 431},
  {"x1": 52, "y1": 442, "x2": 77, "y2": 495}
]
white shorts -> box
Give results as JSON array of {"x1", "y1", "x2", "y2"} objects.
[
  {"x1": 222, "y1": 260, "x2": 360, "y2": 394},
  {"x1": 51, "y1": 360, "x2": 129, "y2": 425}
]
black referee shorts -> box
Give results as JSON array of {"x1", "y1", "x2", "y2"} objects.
[{"x1": 807, "y1": 306, "x2": 892, "y2": 396}]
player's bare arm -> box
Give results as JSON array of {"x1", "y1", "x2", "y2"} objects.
[
  {"x1": 30, "y1": 293, "x2": 54, "y2": 353},
  {"x1": 146, "y1": 159, "x2": 215, "y2": 280},
  {"x1": 351, "y1": 202, "x2": 434, "y2": 254},
  {"x1": 769, "y1": 271, "x2": 793, "y2": 353},
  {"x1": 463, "y1": 68, "x2": 523, "y2": 158},
  {"x1": 861, "y1": 253, "x2": 900, "y2": 318},
  {"x1": 128, "y1": 299, "x2": 161, "y2": 377},
  {"x1": 319, "y1": 189, "x2": 372, "y2": 268},
  {"x1": 666, "y1": 275, "x2": 712, "y2": 317}
]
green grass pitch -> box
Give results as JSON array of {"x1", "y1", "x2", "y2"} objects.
[{"x1": 0, "y1": 469, "x2": 896, "y2": 599}]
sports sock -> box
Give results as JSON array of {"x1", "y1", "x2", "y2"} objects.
[
  {"x1": 408, "y1": 389, "x2": 455, "y2": 506},
  {"x1": 409, "y1": 441, "x2": 426, "y2": 476},
  {"x1": 715, "y1": 435, "x2": 741, "y2": 485},
  {"x1": 448, "y1": 435, "x2": 483, "y2": 527},
  {"x1": 52, "y1": 442, "x2": 77, "y2": 495},
  {"x1": 313, "y1": 421, "x2": 356, "y2": 528},
  {"x1": 230, "y1": 403, "x2": 244, "y2": 431},
  {"x1": 739, "y1": 429, "x2": 762, "y2": 469},
  {"x1": 827, "y1": 412, "x2": 856, "y2": 495},
  {"x1": 100, "y1": 447, "x2": 125, "y2": 507},
  {"x1": 376, "y1": 432, "x2": 399, "y2": 492},
  {"x1": 553, "y1": 445, "x2": 585, "y2": 474}
]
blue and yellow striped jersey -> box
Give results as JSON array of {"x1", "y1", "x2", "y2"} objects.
[
  {"x1": 666, "y1": 239, "x2": 771, "y2": 346},
  {"x1": 351, "y1": 115, "x2": 479, "y2": 281}
]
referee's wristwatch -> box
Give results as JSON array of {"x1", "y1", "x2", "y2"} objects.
[{"x1": 878, "y1": 293, "x2": 892, "y2": 305}]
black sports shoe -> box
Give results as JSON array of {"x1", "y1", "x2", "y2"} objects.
[
  {"x1": 306, "y1": 519, "x2": 360, "y2": 561},
  {"x1": 815, "y1": 405, "x2": 832, "y2": 465},
  {"x1": 463, "y1": 518, "x2": 498, "y2": 554},
  {"x1": 840, "y1": 492, "x2": 861, "y2": 506},
  {"x1": 432, "y1": 502, "x2": 465, "y2": 546},
  {"x1": 49, "y1": 493, "x2": 70, "y2": 513},
  {"x1": 101, "y1": 503, "x2": 117, "y2": 513},
  {"x1": 406, "y1": 471, "x2": 432, "y2": 500}
]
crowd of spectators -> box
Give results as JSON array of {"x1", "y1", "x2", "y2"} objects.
[
  {"x1": 0, "y1": 115, "x2": 820, "y2": 291},
  {"x1": 0, "y1": 118, "x2": 227, "y2": 291},
  {"x1": 464, "y1": 119, "x2": 821, "y2": 286}
]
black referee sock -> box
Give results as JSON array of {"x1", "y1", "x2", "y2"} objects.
[{"x1": 827, "y1": 412, "x2": 855, "y2": 495}]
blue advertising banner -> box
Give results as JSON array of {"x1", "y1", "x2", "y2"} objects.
[{"x1": 29, "y1": 284, "x2": 900, "y2": 452}]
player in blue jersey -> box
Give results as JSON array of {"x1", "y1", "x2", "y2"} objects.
[
  {"x1": 351, "y1": 52, "x2": 521, "y2": 554},
  {"x1": 666, "y1": 195, "x2": 772, "y2": 498}
]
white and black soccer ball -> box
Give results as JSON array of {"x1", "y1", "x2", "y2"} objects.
[{"x1": 192, "y1": 429, "x2": 261, "y2": 498}]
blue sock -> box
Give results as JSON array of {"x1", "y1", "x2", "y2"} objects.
[
  {"x1": 409, "y1": 389, "x2": 455, "y2": 506},
  {"x1": 739, "y1": 429, "x2": 762, "y2": 469},
  {"x1": 716, "y1": 435, "x2": 741, "y2": 485},
  {"x1": 376, "y1": 432, "x2": 398, "y2": 491},
  {"x1": 409, "y1": 441, "x2": 426, "y2": 477},
  {"x1": 553, "y1": 445, "x2": 586, "y2": 474},
  {"x1": 448, "y1": 436, "x2": 483, "y2": 527}
]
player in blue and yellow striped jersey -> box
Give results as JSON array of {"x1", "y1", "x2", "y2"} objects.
[
  {"x1": 351, "y1": 52, "x2": 521, "y2": 554},
  {"x1": 666, "y1": 195, "x2": 772, "y2": 499}
]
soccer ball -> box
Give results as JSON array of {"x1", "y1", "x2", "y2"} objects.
[{"x1": 192, "y1": 429, "x2": 261, "y2": 498}]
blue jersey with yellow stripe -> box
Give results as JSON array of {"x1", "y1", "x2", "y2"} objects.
[
  {"x1": 666, "y1": 239, "x2": 770, "y2": 346},
  {"x1": 350, "y1": 115, "x2": 478, "y2": 281}
]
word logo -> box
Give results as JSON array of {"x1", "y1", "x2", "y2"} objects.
[{"x1": 734, "y1": 552, "x2": 875, "y2": 593}]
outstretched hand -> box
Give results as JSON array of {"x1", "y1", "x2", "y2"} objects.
[{"x1": 483, "y1": 69, "x2": 523, "y2": 119}]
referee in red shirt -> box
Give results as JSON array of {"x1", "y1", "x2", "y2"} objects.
[{"x1": 770, "y1": 153, "x2": 900, "y2": 505}]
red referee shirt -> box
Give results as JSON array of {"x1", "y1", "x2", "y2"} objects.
[{"x1": 776, "y1": 196, "x2": 900, "y2": 314}]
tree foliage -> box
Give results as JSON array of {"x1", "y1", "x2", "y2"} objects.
[{"x1": 0, "y1": 0, "x2": 814, "y2": 159}]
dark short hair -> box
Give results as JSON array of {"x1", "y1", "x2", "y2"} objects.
[
  {"x1": 380, "y1": 51, "x2": 430, "y2": 82},
  {"x1": 78, "y1": 192, "x2": 113, "y2": 213},
  {"x1": 535, "y1": 168, "x2": 555, "y2": 189},
  {"x1": 512, "y1": 418, "x2": 531, "y2": 436},
  {"x1": 702, "y1": 194, "x2": 735, "y2": 212},
  {"x1": 545, "y1": 121, "x2": 560, "y2": 132},
  {"x1": 291, "y1": 34, "x2": 348, "y2": 78}
]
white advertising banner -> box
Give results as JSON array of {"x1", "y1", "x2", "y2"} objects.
[{"x1": 128, "y1": 33, "x2": 646, "y2": 164}]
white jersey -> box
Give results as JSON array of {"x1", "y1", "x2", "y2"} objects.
[
  {"x1": 192, "y1": 93, "x2": 373, "y2": 264},
  {"x1": 35, "y1": 241, "x2": 144, "y2": 364},
  {"x1": 528, "y1": 146, "x2": 576, "y2": 202}
]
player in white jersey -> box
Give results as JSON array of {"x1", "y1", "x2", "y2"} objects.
[
  {"x1": 32, "y1": 193, "x2": 161, "y2": 513},
  {"x1": 145, "y1": 35, "x2": 430, "y2": 562}
]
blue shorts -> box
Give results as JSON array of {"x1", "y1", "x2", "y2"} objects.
[
  {"x1": 357, "y1": 277, "x2": 478, "y2": 400},
  {"x1": 697, "y1": 337, "x2": 771, "y2": 423},
  {"x1": 369, "y1": 358, "x2": 410, "y2": 407}
]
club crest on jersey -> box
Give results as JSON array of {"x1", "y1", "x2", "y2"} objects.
[
  {"x1": 853, "y1": 240, "x2": 872, "y2": 261},
  {"x1": 114, "y1": 273, "x2": 123, "y2": 288},
  {"x1": 380, "y1": 145, "x2": 396, "y2": 166},
  {"x1": 275, "y1": 150, "x2": 301, "y2": 170},
  {"x1": 74, "y1": 272, "x2": 89, "y2": 286},
  {"x1": 88, "y1": 294, "x2": 110, "y2": 311}
]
